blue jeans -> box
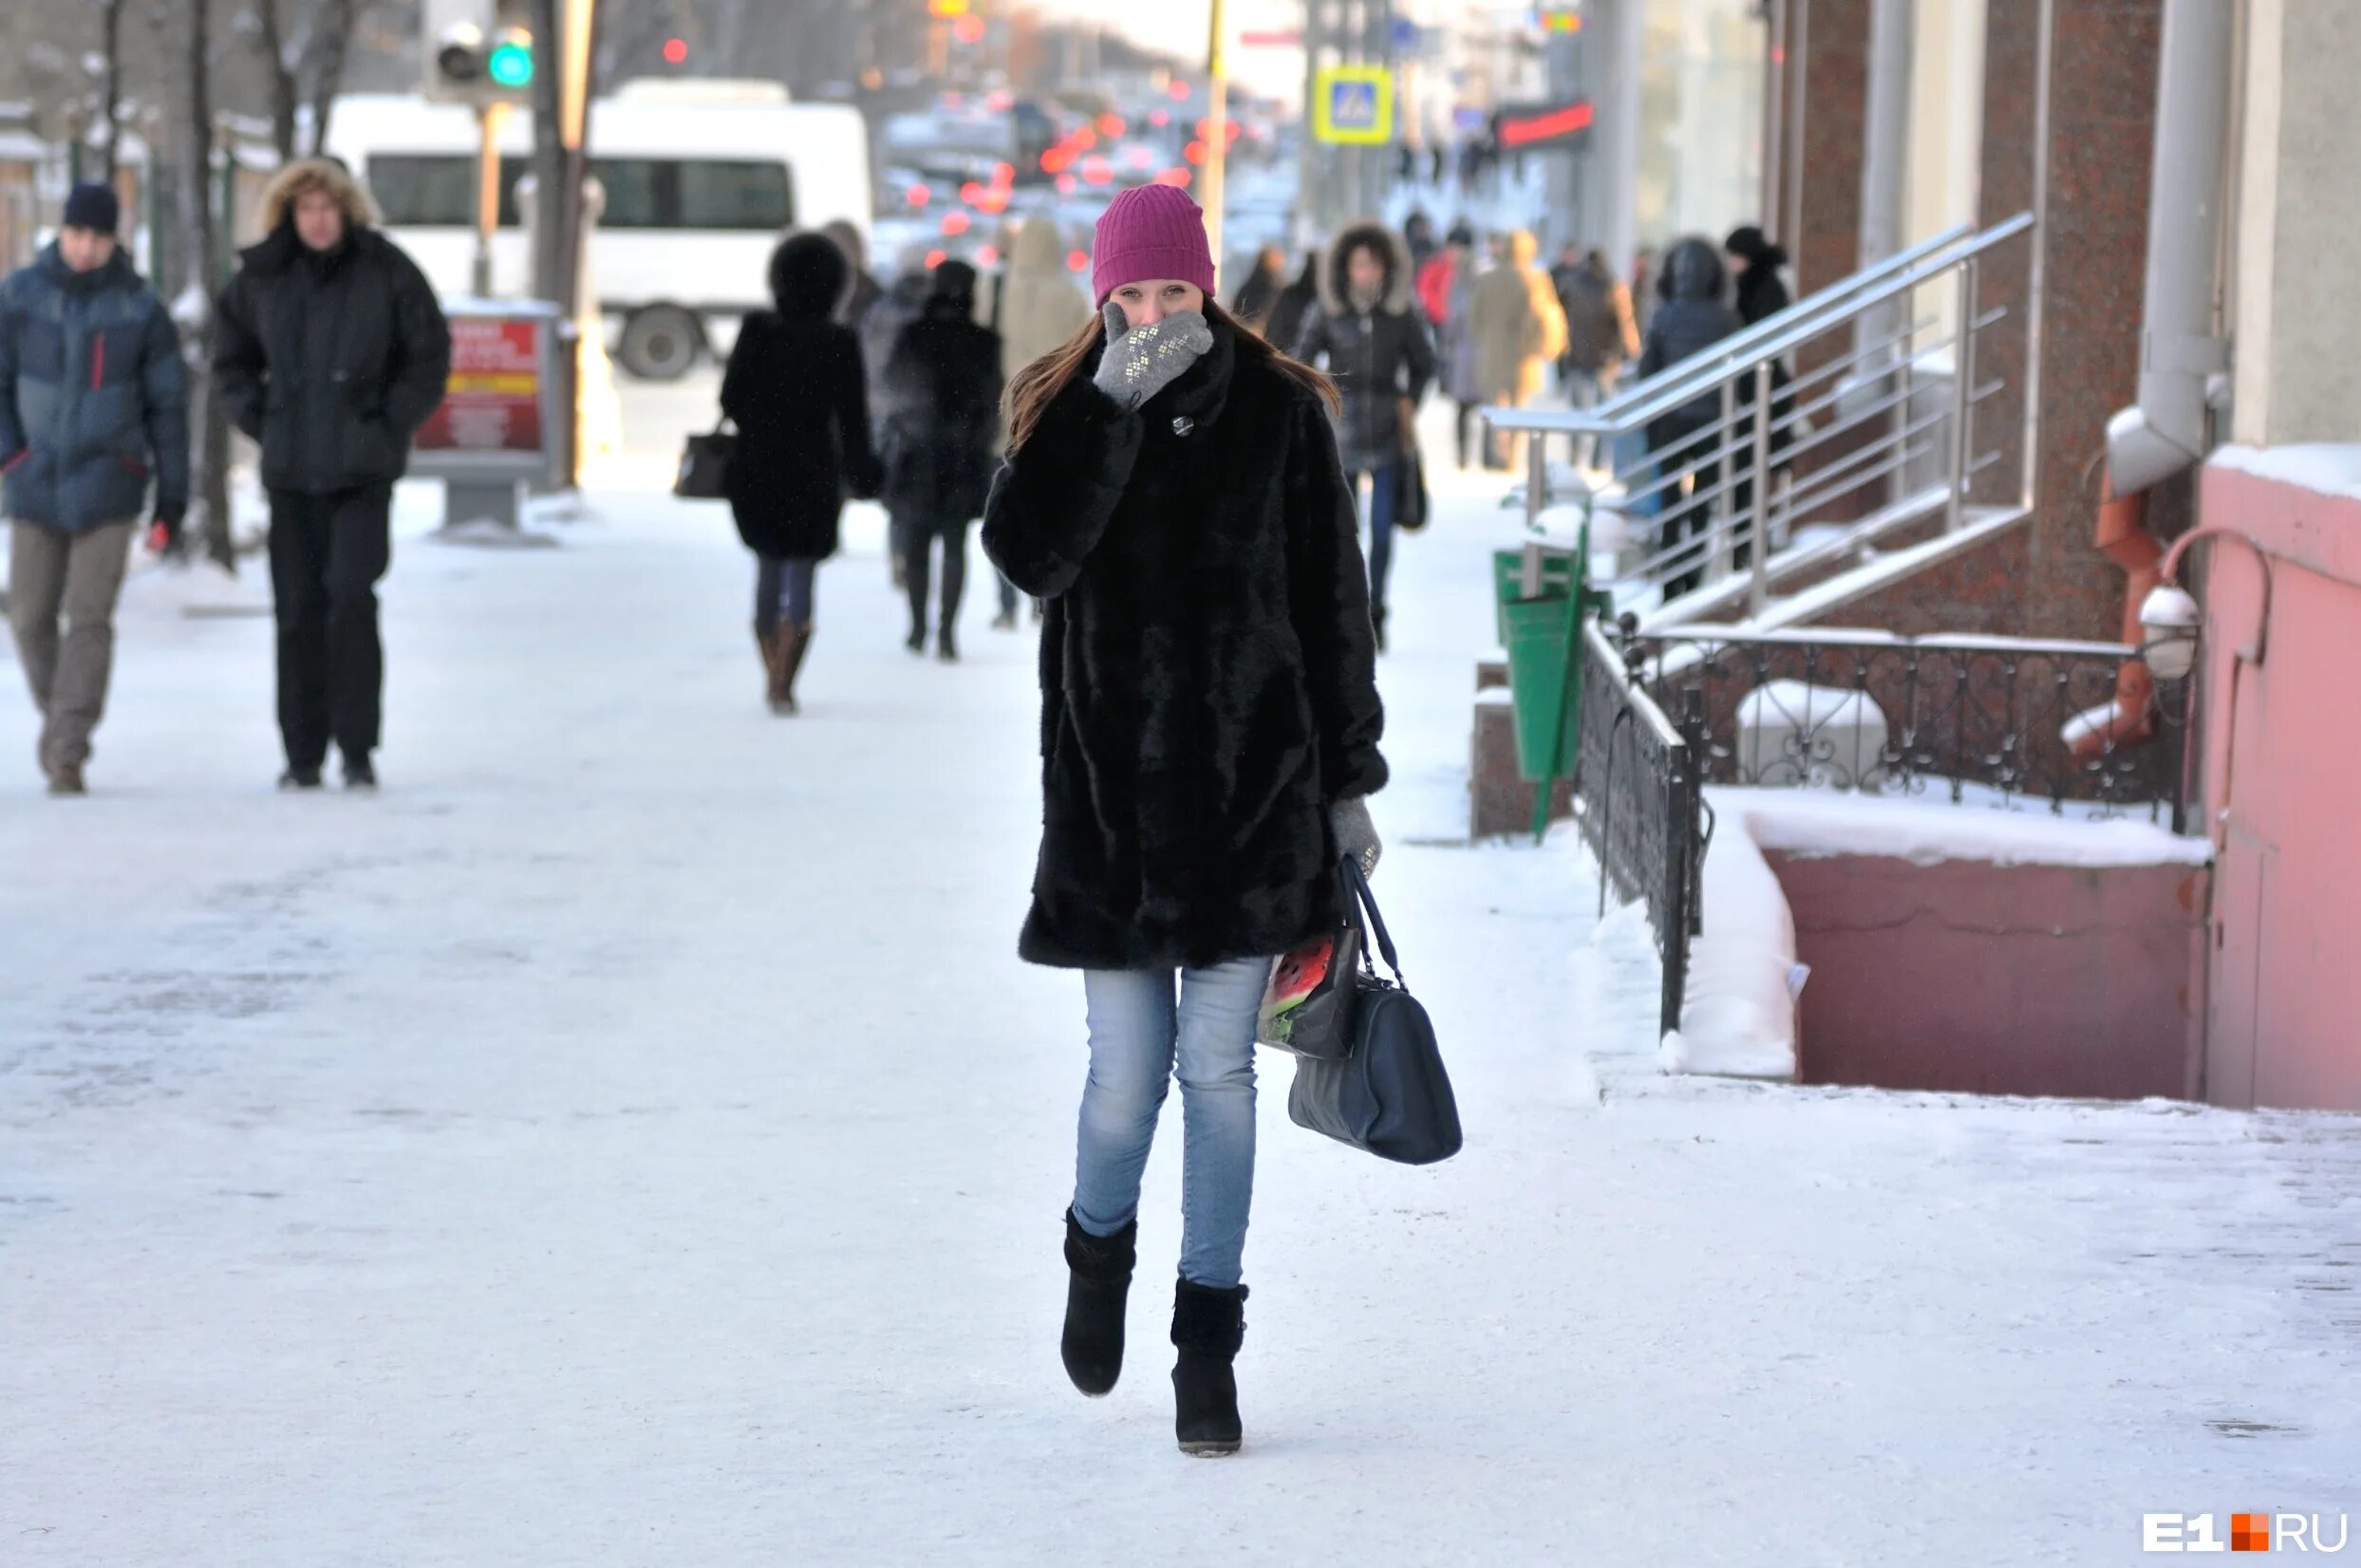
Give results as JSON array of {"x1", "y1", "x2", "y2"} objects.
[
  {"x1": 1347, "y1": 464, "x2": 1397, "y2": 619},
  {"x1": 753, "y1": 555, "x2": 816, "y2": 628},
  {"x1": 1072, "y1": 957, "x2": 1272, "y2": 1290}
]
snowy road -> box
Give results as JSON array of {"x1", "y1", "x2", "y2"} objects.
[{"x1": 5, "y1": 410, "x2": 2359, "y2": 1565}]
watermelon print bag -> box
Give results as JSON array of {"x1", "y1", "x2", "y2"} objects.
[{"x1": 1256, "y1": 870, "x2": 1365, "y2": 1061}]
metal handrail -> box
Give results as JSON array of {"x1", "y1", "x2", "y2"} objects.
[
  {"x1": 1484, "y1": 211, "x2": 2035, "y2": 622},
  {"x1": 1582, "y1": 223, "x2": 1976, "y2": 422},
  {"x1": 1493, "y1": 213, "x2": 2031, "y2": 439}
]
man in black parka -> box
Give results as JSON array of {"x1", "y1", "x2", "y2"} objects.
[
  {"x1": 215, "y1": 159, "x2": 451, "y2": 791},
  {"x1": 878, "y1": 260, "x2": 1003, "y2": 662}
]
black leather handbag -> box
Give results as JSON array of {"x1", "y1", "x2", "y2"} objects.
[
  {"x1": 674, "y1": 420, "x2": 736, "y2": 499},
  {"x1": 1286, "y1": 859, "x2": 1464, "y2": 1166}
]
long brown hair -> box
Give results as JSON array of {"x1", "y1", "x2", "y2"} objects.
[{"x1": 1003, "y1": 298, "x2": 1339, "y2": 452}]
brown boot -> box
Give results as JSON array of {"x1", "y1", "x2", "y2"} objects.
[
  {"x1": 47, "y1": 763, "x2": 87, "y2": 796},
  {"x1": 778, "y1": 621, "x2": 814, "y2": 714}
]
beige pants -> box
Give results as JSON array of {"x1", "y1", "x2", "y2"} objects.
[{"x1": 8, "y1": 518, "x2": 136, "y2": 773}]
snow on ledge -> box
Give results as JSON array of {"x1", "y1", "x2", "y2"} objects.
[
  {"x1": 2208, "y1": 442, "x2": 2361, "y2": 503},
  {"x1": 1661, "y1": 800, "x2": 1802, "y2": 1081},
  {"x1": 1726, "y1": 788, "x2": 2213, "y2": 869},
  {"x1": 1658, "y1": 788, "x2": 2211, "y2": 1085}
]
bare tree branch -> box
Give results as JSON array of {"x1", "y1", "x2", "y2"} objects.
[
  {"x1": 99, "y1": 0, "x2": 128, "y2": 179},
  {"x1": 301, "y1": 0, "x2": 364, "y2": 157}
]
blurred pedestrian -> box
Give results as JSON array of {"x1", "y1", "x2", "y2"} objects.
[
  {"x1": 1430, "y1": 225, "x2": 1490, "y2": 469},
  {"x1": 1, "y1": 182, "x2": 187, "y2": 796},
  {"x1": 1724, "y1": 225, "x2": 1791, "y2": 327},
  {"x1": 993, "y1": 215, "x2": 1089, "y2": 629},
  {"x1": 1467, "y1": 229, "x2": 1566, "y2": 472},
  {"x1": 821, "y1": 219, "x2": 884, "y2": 330},
  {"x1": 1227, "y1": 244, "x2": 1288, "y2": 337},
  {"x1": 215, "y1": 159, "x2": 450, "y2": 792},
  {"x1": 1630, "y1": 246, "x2": 1660, "y2": 335},
  {"x1": 1637, "y1": 237, "x2": 1745, "y2": 598},
  {"x1": 1552, "y1": 244, "x2": 1641, "y2": 469},
  {"x1": 1263, "y1": 251, "x2": 1321, "y2": 361},
  {"x1": 880, "y1": 259, "x2": 1002, "y2": 663},
  {"x1": 983, "y1": 181, "x2": 1386, "y2": 1460},
  {"x1": 719, "y1": 233, "x2": 881, "y2": 715},
  {"x1": 863, "y1": 243, "x2": 935, "y2": 588},
  {"x1": 1291, "y1": 220, "x2": 1435, "y2": 649},
  {"x1": 1403, "y1": 210, "x2": 1438, "y2": 275}
]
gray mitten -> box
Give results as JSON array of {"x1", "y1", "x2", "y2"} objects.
[
  {"x1": 1092, "y1": 304, "x2": 1215, "y2": 410},
  {"x1": 1330, "y1": 796, "x2": 1382, "y2": 879}
]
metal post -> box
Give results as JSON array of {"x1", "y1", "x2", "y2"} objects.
[
  {"x1": 473, "y1": 102, "x2": 507, "y2": 298},
  {"x1": 1203, "y1": 0, "x2": 1230, "y2": 285},
  {"x1": 1945, "y1": 256, "x2": 1977, "y2": 532},
  {"x1": 1712, "y1": 379, "x2": 1736, "y2": 582},
  {"x1": 1525, "y1": 420, "x2": 1546, "y2": 533},
  {"x1": 1749, "y1": 361, "x2": 1773, "y2": 615},
  {"x1": 1659, "y1": 687, "x2": 1705, "y2": 1037}
]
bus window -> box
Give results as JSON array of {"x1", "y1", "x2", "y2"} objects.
[
  {"x1": 676, "y1": 160, "x2": 794, "y2": 231},
  {"x1": 366, "y1": 155, "x2": 526, "y2": 227},
  {"x1": 588, "y1": 159, "x2": 664, "y2": 229}
]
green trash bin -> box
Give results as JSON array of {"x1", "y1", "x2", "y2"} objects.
[
  {"x1": 1492, "y1": 547, "x2": 1578, "y2": 646},
  {"x1": 1503, "y1": 588, "x2": 1591, "y2": 781}
]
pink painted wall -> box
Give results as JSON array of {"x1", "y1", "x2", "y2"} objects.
[
  {"x1": 2192, "y1": 461, "x2": 2361, "y2": 1112},
  {"x1": 1764, "y1": 851, "x2": 2209, "y2": 1100}
]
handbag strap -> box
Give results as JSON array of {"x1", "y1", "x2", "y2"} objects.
[{"x1": 1339, "y1": 856, "x2": 1404, "y2": 984}]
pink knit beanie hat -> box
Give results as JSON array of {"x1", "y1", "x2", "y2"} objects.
[{"x1": 1090, "y1": 184, "x2": 1217, "y2": 306}]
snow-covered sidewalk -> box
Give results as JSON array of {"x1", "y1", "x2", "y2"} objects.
[{"x1": 3, "y1": 448, "x2": 2357, "y2": 1566}]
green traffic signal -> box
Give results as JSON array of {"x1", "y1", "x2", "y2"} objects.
[{"x1": 488, "y1": 39, "x2": 534, "y2": 88}]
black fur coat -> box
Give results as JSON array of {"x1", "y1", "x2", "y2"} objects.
[{"x1": 983, "y1": 323, "x2": 1388, "y2": 971}]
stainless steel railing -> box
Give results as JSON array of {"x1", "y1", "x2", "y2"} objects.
[{"x1": 1485, "y1": 214, "x2": 2035, "y2": 624}]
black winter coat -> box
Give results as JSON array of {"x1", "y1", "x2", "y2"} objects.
[
  {"x1": 1638, "y1": 238, "x2": 1745, "y2": 450},
  {"x1": 721, "y1": 313, "x2": 879, "y2": 561},
  {"x1": 878, "y1": 296, "x2": 1003, "y2": 530},
  {"x1": 215, "y1": 226, "x2": 450, "y2": 495},
  {"x1": 1291, "y1": 224, "x2": 1435, "y2": 476},
  {"x1": 1264, "y1": 257, "x2": 1321, "y2": 369},
  {"x1": 983, "y1": 325, "x2": 1388, "y2": 972},
  {"x1": 1733, "y1": 253, "x2": 1792, "y2": 327}
]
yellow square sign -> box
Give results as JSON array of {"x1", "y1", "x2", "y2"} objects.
[{"x1": 1312, "y1": 65, "x2": 1395, "y2": 145}]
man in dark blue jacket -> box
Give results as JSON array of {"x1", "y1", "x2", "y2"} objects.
[{"x1": 0, "y1": 182, "x2": 189, "y2": 795}]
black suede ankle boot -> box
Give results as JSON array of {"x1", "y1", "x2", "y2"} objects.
[
  {"x1": 1060, "y1": 1209, "x2": 1136, "y2": 1396},
  {"x1": 1171, "y1": 1277, "x2": 1248, "y2": 1456}
]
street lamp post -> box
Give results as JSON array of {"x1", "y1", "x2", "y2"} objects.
[{"x1": 1203, "y1": 0, "x2": 1230, "y2": 290}]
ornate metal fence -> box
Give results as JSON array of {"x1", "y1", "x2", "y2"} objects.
[
  {"x1": 1570, "y1": 617, "x2": 2193, "y2": 1040},
  {"x1": 1574, "y1": 619, "x2": 1710, "y2": 1037},
  {"x1": 1613, "y1": 622, "x2": 2192, "y2": 827}
]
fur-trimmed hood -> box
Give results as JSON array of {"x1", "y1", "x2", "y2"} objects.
[
  {"x1": 1317, "y1": 220, "x2": 1415, "y2": 318},
  {"x1": 255, "y1": 158, "x2": 380, "y2": 238}
]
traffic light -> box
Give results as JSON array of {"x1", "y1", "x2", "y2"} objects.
[{"x1": 422, "y1": 0, "x2": 535, "y2": 103}]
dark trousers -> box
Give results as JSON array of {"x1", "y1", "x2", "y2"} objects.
[
  {"x1": 904, "y1": 517, "x2": 970, "y2": 636},
  {"x1": 753, "y1": 554, "x2": 818, "y2": 632},
  {"x1": 1344, "y1": 464, "x2": 1398, "y2": 621},
  {"x1": 1655, "y1": 426, "x2": 1720, "y2": 602},
  {"x1": 268, "y1": 485, "x2": 392, "y2": 769}
]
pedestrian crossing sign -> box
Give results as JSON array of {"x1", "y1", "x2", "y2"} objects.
[{"x1": 1313, "y1": 65, "x2": 1395, "y2": 145}]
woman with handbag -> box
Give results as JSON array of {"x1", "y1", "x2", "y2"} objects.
[
  {"x1": 1287, "y1": 220, "x2": 1436, "y2": 653},
  {"x1": 983, "y1": 184, "x2": 1388, "y2": 1458},
  {"x1": 719, "y1": 233, "x2": 882, "y2": 714}
]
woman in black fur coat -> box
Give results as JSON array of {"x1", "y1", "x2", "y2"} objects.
[
  {"x1": 719, "y1": 233, "x2": 881, "y2": 713},
  {"x1": 983, "y1": 184, "x2": 1386, "y2": 1459}
]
